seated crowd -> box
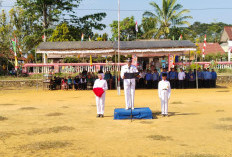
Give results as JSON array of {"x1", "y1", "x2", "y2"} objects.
[{"x1": 48, "y1": 67, "x2": 217, "y2": 90}]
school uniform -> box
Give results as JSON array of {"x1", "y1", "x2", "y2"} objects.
[
  {"x1": 204, "y1": 71, "x2": 212, "y2": 88},
  {"x1": 93, "y1": 79, "x2": 108, "y2": 115},
  {"x1": 211, "y1": 71, "x2": 217, "y2": 88},
  {"x1": 153, "y1": 72, "x2": 159, "y2": 89},
  {"x1": 121, "y1": 64, "x2": 138, "y2": 109},
  {"x1": 178, "y1": 71, "x2": 185, "y2": 89},
  {"x1": 189, "y1": 72, "x2": 196, "y2": 88},
  {"x1": 145, "y1": 73, "x2": 153, "y2": 89},
  {"x1": 197, "y1": 71, "x2": 203, "y2": 88},
  {"x1": 158, "y1": 80, "x2": 171, "y2": 116},
  {"x1": 169, "y1": 71, "x2": 176, "y2": 89}
]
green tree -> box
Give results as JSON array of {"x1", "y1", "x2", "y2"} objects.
[
  {"x1": 9, "y1": 7, "x2": 43, "y2": 58},
  {"x1": 16, "y1": 0, "x2": 82, "y2": 40},
  {"x1": 143, "y1": 0, "x2": 192, "y2": 38},
  {"x1": 110, "y1": 16, "x2": 142, "y2": 41},
  {"x1": 141, "y1": 17, "x2": 158, "y2": 39},
  {"x1": 0, "y1": 10, "x2": 13, "y2": 66},
  {"x1": 49, "y1": 23, "x2": 74, "y2": 41}
]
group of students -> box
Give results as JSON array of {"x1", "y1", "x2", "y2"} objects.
[
  {"x1": 49, "y1": 71, "x2": 114, "y2": 91},
  {"x1": 139, "y1": 67, "x2": 217, "y2": 89}
]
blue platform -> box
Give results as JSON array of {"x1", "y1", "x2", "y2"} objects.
[{"x1": 114, "y1": 107, "x2": 153, "y2": 120}]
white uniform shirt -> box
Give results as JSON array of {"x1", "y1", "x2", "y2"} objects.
[
  {"x1": 158, "y1": 80, "x2": 171, "y2": 99},
  {"x1": 178, "y1": 71, "x2": 185, "y2": 80},
  {"x1": 121, "y1": 64, "x2": 138, "y2": 86},
  {"x1": 93, "y1": 79, "x2": 108, "y2": 91}
]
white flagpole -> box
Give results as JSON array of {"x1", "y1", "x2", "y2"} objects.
[{"x1": 117, "y1": 0, "x2": 121, "y2": 95}]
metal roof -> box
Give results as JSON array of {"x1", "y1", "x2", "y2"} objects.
[{"x1": 37, "y1": 40, "x2": 196, "y2": 51}]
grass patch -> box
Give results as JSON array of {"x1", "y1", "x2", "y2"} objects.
[
  {"x1": 179, "y1": 154, "x2": 218, "y2": 157},
  {"x1": 140, "y1": 121, "x2": 153, "y2": 124},
  {"x1": 46, "y1": 112, "x2": 63, "y2": 116},
  {"x1": 0, "y1": 132, "x2": 17, "y2": 140},
  {"x1": 61, "y1": 106, "x2": 69, "y2": 108},
  {"x1": 20, "y1": 107, "x2": 37, "y2": 110},
  {"x1": 215, "y1": 125, "x2": 232, "y2": 131},
  {"x1": 0, "y1": 116, "x2": 8, "y2": 121},
  {"x1": 147, "y1": 135, "x2": 173, "y2": 141},
  {"x1": 0, "y1": 103, "x2": 15, "y2": 106},
  {"x1": 20, "y1": 141, "x2": 71, "y2": 151},
  {"x1": 216, "y1": 90, "x2": 230, "y2": 93},
  {"x1": 219, "y1": 117, "x2": 232, "y2": 121},
  {"x1": 179, "y1": 154, "x2": 217, "y2": 157},
  {"x1": 171, "y1": 101, "x2": 183, "y2": 104},
  {"x1": 27, "y1": 126, "x2": 75, "y2": 135}
]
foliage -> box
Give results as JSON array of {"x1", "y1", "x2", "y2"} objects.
[
  {"x1": 143, "y1": 0, "x2": 192, "y2": 38},
  {"x1": 69, "y1": 13, "x2": 107, "y2": 41},
  {"x1": 110, "y1": 16, "x2": 142, "y2": 41},
  {"x1": 49, "y1": 23, "x2": 74, "y2": 42},
  {"x1": 141, "y1": 17, "x2": 158, "y2": 39}
]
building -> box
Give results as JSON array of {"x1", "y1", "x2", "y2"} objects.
[
  {"x1": 198, "y1": 43, "x2": 225, "y2": 55},
  {"x1": 220, "y1": 26, "x2": 232, "y2": 61}
]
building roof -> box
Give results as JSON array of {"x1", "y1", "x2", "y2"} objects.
[
  {"x1": 37, "y1": 41, "x2": 115, "y2": 50},
  {"x1": 224, "y1": 26, "x2": 232, "y2": 40},
  {"x1": 198, "y1": 43, "x2": 225, "y2": 55},
  {"x1": 220, "y1": 26, "x2": 232, "y2": 42},
  {"x1": 114, "y1": 40, "x2": 196, "y2": 49},
  {"x1": 37, "y1": 40, "x2": 196, "y2": 51}
]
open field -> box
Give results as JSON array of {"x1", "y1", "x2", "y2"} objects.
[{"x1": 0, "y1": 87, "x2": 232, "y2": 157}]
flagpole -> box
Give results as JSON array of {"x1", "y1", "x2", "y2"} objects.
[{"x1": 117, "y1": 0, "x2": 121, "y2": 95}]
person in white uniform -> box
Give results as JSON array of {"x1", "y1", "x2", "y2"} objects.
[
  {"x1": 158, "y1": 73, "x2": 171, "y2": 117},
  {"x1": 93, "y1": 73, "x2": 108, "y2": 118},
  {"x1": 120, "y1": 58, "x2": 139, "y2": 110}
]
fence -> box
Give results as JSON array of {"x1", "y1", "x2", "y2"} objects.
[{"x1": 22, "y1": 63, "x2": 126, "y2": 75}]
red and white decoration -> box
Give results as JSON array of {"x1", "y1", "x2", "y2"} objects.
[
  {"x1": 202, "y1": 34, "x2": 207, "y2": 58},
  {"x1": 135, "y1": 21, "x2": 138, "y2": 32}
]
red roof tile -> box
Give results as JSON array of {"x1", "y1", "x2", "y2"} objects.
[
  {"x1": 198, "y1": 43, "x2": 225, "y2": 55},
  {"x1": 224, "y1": 26, "x2": 232, "y2": 40}
]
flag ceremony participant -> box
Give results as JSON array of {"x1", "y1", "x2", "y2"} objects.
[
  {"x1": 158, "y1": 73, "x2": 171, "y2": 117},
  {"x1": 178, "y1": 68, "x2": 185, "y2": 89},
  {"x1": 93, "y1": 73, "x2": 108, "y2": 118},
  {"x1": 121, "y1": 58, "x2": 139, "y2": 110}
]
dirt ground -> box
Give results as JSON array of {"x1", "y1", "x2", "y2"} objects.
[{"x1": 0, "y1": 87, "x2": 232, "y2": 157}]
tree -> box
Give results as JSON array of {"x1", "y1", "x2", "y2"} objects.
[
  {"x1": 0, "y1": 10, "x2": 13, "y2": 66},
  {"x1": 143, "y1": 0, "x2": 192, "y2": 38},
  {"x1": 9, "y1": 7, "x2": 43, "y2": 56},
  {"x1": 141, "y1": 17, "x2": 158, "y2": 39},
  {"x1": 16, "y1": 0, "x2": 82, "y2": 40},
  {"x1": 67, "y1": 13, "x2": 107, "y2": 41},
  {"x1": 110, "y1": 16, "x2": 142, "y2": 41},
  {"x1": 49, "y1": 23, "x2": 74, "y2": 41}
]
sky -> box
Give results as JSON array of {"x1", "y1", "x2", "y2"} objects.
[{"x1": 1, "y1": 0, "x2": 232, "y2": 37}]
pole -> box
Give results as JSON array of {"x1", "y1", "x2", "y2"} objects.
[
  {"x1": 117, "y1": 0, "x2": 121, "y2": 95},
  {"x1": 196, "y1": 53, "x2": 198, "y2": 89}
]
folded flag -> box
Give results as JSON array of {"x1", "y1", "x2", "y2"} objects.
[{"x1": 93, "y1": 87, "x2": 104, "y2": 97}]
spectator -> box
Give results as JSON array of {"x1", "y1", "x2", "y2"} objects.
[
  {"x1": 204, "y1": 68, "x2": 212, "y2": 88},
  {"x1": 189, "y1": 70, "x2": 196, "y2": 88},
  {"x1": 145, "y1": 70, "x2": 153, "y2": 89},
  {"x1": 211, "y1": 69, "x2": 217, "y2": 88},
  {"x1": 169, "y1": 68, "x2": 176, "y2": 89},
  {"x1": 178, "y1": 68, "x2": 185, "y2": 89},
  {"x1": 67, "y1": 76, "x2": 73, "y2": 89},
  {"x1": 74, "y1": 76, "x2": 80, "y2": 90},
  {"x1": 153, "y1": 69, "x2": 159, "y2": 89}
]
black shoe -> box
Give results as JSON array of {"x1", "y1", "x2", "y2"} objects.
[
  {"x1": 162, "y1": 114, "x2": 165, "y2": 117},
  {"x1": 165, "y1": 114, "x2": 169, "y2": 117},
  {"x1": 96, "y1": 114, "x2": 100, "y2": 118},
  {"x1": 100, "y1": 114, "x2": 104, "y2": 118}
]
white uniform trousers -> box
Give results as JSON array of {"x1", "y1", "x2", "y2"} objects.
[
  {"x1": 96, "y1": 92, "x2": 106, "y2": 114},
  {"x1": 124, "y1": 84, "x2": 135, "y2": 109},
  {"x1": 160, "y1": 90, "x2": 169, "y2": 114}
]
